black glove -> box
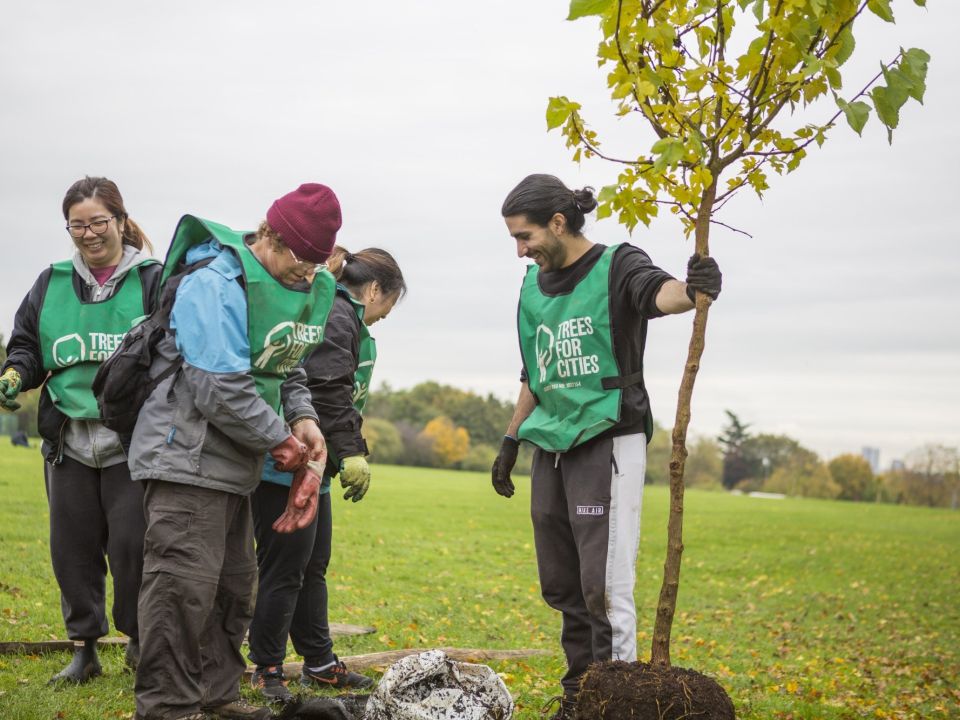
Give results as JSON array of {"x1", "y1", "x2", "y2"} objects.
[
  {"x1": 684, "y1": 253, "x2": 722, "y2": 302},
  {"x1": 491, "y1": 435, "x2": 520, "y2": 498}
]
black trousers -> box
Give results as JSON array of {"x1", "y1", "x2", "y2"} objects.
[
  {"x1": 530, "y1": 433, "x2": 646, "y2": 697},
  {"x1": 248, "y1": 482, "x2": 334, "y2": 668},
  {"x1": 45, "y1": 455, "x2": 145, "y2": 641}
]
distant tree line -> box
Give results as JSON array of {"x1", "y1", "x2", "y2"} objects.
[
  {"x1": 717, "y1": 410, "x2": 959, "y2": 510},
  {"x1": 361, "y1": 381, "x2": 521, "y2": 472},
  {"x1": 2, "y1": 347, "x2": 954, "y2": 511},
  {"x1": 362, "y1": 389, "x2": 958, "y2": 509}
]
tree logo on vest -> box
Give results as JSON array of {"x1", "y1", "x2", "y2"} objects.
[
  {"x1": 535, "y1": 325, "x2": 555, "y2": 382},
  {"x1": 52, "y1": 333, "x2": 85, "y2": 367},
  {"x1": 254, "y1": 321, "x2": 324, "y2": 373},
  {"x1": 352, "y1": 380, "x2": 368, "y2": 406},
  {"x1": 536, "y1": 316, "x2": 602, "y2": 391}
]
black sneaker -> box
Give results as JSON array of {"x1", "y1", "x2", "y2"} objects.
[
  {"x1": 301, "y1": 659, "x2": 373, "y2": 690},
  {"x1": 203, "y1": 700, "x2": 272, "y2": 719},
  {"x1": 251, "y1": 665, "x2": 294, "y2": 704}
]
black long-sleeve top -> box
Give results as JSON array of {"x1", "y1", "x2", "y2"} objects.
[{"x1": 304, "y1": 290, "x2": 367, "y2": 474}]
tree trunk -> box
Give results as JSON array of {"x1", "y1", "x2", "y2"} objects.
[{"x1": 650, "y1": 179, "x2": 716, "y2": 666}]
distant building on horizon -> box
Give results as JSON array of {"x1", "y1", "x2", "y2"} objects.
[
  {"x1": 890, "y1": 459, "x2": 906, "y2": 472},
  {"x1": 862, "y1": 446, "x2": 880, "y2": 474}
]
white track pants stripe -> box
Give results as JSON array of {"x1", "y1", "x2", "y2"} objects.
[{"x1": 606, "y1": 433, "x2": 646, "y2": 661}]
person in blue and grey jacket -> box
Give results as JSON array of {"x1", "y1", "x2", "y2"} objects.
[{"x1": 128, "y1": 184, "x2": 342, "y2": 720}]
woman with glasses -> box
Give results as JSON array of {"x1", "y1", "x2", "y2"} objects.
[
  {"x1": 0, "y1": 176, "x2": 160, "y2": 684},
  {"x1": 248, "y1": 246, "x2": 406, "y2": 704}
]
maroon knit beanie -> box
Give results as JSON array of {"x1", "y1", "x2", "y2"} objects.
[{"x1": 266, "y1": 183, "x2": 342, "y2": 263}]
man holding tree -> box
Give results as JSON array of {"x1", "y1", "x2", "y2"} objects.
[{"x1": 491, "y1": 173, "x2": 721, "y2": 718}]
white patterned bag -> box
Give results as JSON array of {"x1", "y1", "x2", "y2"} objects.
[{"x1": 363, "y1": 650, "x2": 514, "y2": 720}]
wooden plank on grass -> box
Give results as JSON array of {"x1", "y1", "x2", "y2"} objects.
[
  {"x1": 243, "y1": 647, "x2": 551, "y2": 679},
  {"x1": 0, "y1": 637, "x2": 128, "y2": 654},
  {"x1": 0, "y1": 623, "x2": 376, "y2": 655}
]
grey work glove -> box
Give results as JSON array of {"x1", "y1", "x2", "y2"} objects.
[
  {"x1": 491, "y1": 435, "x2": 519, "y2": 498},
  {"x1": 684, "y1": 253, "x2": 722, "y2": 302}
]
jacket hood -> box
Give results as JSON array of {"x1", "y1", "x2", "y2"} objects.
[{"x1": 72, "y1": 244, "x2": 153, "y2": 288}]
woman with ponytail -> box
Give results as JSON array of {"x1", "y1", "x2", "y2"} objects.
[
  {"x1": 0, "y1": 176, "x2": 161, "y2": 683},
  {"x1": 248, "y1": 246, "x2": 406, "y2": 702}
]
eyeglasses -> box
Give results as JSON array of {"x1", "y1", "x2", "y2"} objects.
[
  {"x1": 66, "y1": 216, "x2": 118, "y2": 238},
  {"x1": 286, "y1": 245, "x2": 326, "y2": 275}
]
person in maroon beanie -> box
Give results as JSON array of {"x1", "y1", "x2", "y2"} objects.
[{"x1": 129, "y1": 184, "x2": 342, "y2": 720}]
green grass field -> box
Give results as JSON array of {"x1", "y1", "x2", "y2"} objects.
[{"x1": 0, "y1": 443, "x2": 957, "y2": 719}]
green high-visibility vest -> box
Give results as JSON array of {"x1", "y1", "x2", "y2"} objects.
[
  {"x1": 272, "y1": 286, "x2": 378, "y2": 487},
  {"x1": 517, "y1": 244, "x2": 625, "y2": 452},
  {"x1": 341, "y1": 286, "x2": 377, "y2": 415},
  {"x1": 164, "y1": 215, "x2": 336, "y2": 413},
  {"x1": 39, "y1": 258, "x2": 157, "y2": 419}
]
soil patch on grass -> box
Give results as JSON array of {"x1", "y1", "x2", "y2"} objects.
[{"x1": 576, "y1": 660, "x2": 735, "y2": 720}]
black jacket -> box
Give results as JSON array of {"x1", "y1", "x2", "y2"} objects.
[
  {"x1": 519, "y1": 242, "x2": 674, "y2": 442},
  {"x1": 3, "y1": 258, "x2": 162, "y2": 460},
  {"x1": 303, "y1": 289, "x2": 368, "y2": 476}
]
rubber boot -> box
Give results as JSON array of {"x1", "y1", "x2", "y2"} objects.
[
  {"x1": 124, "y1": 637, "x2": 140, "y2": 671},
  {"x1": 49, "y1": 639, "x2": 102, "y2": 685}
]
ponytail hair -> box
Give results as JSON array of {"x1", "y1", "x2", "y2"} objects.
[
  {"x1": 327, "y1": 246, "x2": 406, "y2": 299},
  {"x1": 501, "y1": 173, "x2": 597, "y2": 235},
  {"x1": 62, "y1": 176, "x2": 154, "y2": 254}
]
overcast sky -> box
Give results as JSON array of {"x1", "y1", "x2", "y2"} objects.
[{"x1": 2, "y1": 1, "x2": 956, "y2": 466}]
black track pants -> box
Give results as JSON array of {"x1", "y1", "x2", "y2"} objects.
[
  {"x1": 45, "y1": 456, "x2": 145, "y2": 641},
  {"x1": 530, "y1": 432, "x2": 646, "y2": 697},
  {"x1": 248, "y1": 482, "x2": 334, "y2": 668}
]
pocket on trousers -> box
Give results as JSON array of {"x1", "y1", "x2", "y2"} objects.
[{"x1": 143, "y1": 506, "x2": 199, "y2": 571}]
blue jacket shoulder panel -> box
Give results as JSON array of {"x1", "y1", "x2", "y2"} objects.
[{"x1": 171, "y1": 242, "x2": 249, "y2": 373}]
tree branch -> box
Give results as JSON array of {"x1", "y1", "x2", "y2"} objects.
[
  {"x1": 711, "y1": 219, "x2": 753, "y2": 238},
  {"x1": 754, "y1": 1, "x2": 868, "y2": 116},
  {"x1": 641, "y1": 0, "x2": 670, "y2": 19},
  {"x1": 677, "y1": 8, "x2": 720, "y2": 39},
  {"x1": 570, "y1": 115, "x2": 655, "y2": 167},
  {"x1": 615, "y1": 1, "x2": 671, "y2": 139},
  {"x1": 815, "y1": 0, "x2": 869, "y2": 60},
  {"x1": 745, "y1": 0, "x2": 784, "y2": 132}
]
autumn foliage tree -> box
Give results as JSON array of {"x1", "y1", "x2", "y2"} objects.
[
  {"x1": 419, "y1": 416, "x2": 471, "y2": 466},
  {"x1": 550, "y1": 0, "x2": 930, "y2": 668},
  {"x1": 828, "y1": 453, "x2": 876, "y2": 500}
]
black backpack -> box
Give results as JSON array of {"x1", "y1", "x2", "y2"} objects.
[{"x1": 92, "y1": 258, "x2": 214, "y2": 434}]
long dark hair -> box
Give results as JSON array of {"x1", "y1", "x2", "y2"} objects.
[
  {"x1": 62, "y1": 176, "x2": 153, "y2": 254},
  {"x1": 327, "y1": 246, "x2": 406, "y2": 299},
  {"x1": 501, "y1": 173, "x2": 598, "y2": 235}
]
